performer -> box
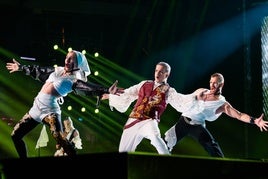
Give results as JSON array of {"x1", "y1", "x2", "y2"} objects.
[
  {"x1": 6, "y1": 50, "x2": 122, "y2": 158},
  {"x1": 102, "y1": 61, "x2": 194, "y2": 154},
  {"x1": 54, "y1": 116, "x2": 82, "y2": 156},
  {"x1": 164, "y1": 73, "x2": 268, "y2": 157}
]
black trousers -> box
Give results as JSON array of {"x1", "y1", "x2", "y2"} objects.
[{"x1": 174, "y1": 115, "x2": 224, "y2": 157}]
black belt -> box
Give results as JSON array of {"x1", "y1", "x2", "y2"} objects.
[
  {"x1": 182, "y1": 116, "x2": 200, "y2": 126},
  {"x1": 183, "y1": 116, "x2": 191, "y2": 122}
]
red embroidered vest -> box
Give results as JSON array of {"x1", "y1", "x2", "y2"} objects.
[{"x1": 128, "y1": 81, "x2": 169, "y2": 121}]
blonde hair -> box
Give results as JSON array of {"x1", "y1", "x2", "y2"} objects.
[
  {"x1": 211, "y1": 73, "x2": 224, "y2": 84},
  {"x1": 157, "y1": 61, "x2": 171, "y2": 74},
  {"x1": 63, "y1": 117, "x2": 74, "y2": 132}
]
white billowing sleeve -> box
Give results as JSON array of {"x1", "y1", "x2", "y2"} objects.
[
  {"x1": 167, "y1": 87, "x2": 196, "y2": 113},
  {"x1": 108, "y1": 81, "x2": 145, "y2": 113}
]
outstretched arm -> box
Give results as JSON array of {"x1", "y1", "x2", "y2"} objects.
[
  {"x1": 6, "y1": 58, "x2": 54, "y2": 82},
  {"x1": 73, "y1": 80, "x2": 124, "y2": 97},
  {"x1": 218, "y1": 102, "x2": 268, "y2": 132}
]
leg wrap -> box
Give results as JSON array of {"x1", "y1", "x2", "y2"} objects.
[
  {"x1": 43, "y1": 114, "x2": 76, "y2": 156},
  {"x1": 43, "y1": 113, "x2": 59, "y2": 138}
]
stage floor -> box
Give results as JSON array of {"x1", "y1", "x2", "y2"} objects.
[{"x1": 1, "y1": 152, "x2": 268, "y2": 179}]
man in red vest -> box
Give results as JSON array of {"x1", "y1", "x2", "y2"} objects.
[{"x1": 102, "y1": 61, "x2": 191, "y2": 154}]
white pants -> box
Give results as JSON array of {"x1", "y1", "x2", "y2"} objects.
[{"x1": 119, "y1": 118, "x2": 170, "y2": 154}]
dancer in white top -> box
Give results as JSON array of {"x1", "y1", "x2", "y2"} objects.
[
  {"x1": 54, "y1": 116, "x2": 82, "y2": 156},
  {"x1": 164, "y1": 73, "x2": 268, "y2": 157},
  {"x1": 6, "y1": 50, "x2": 122, "y2": 158}
]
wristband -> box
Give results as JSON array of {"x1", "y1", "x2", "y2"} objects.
[
  {"x1": 18, "y1": 64, "x2": 23, "y2": 71},
  {"x1": 250, "y1": 117, "x2": 256, "y2": 124}
]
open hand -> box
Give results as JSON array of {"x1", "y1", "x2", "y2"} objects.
[
  {"x1": 6, "y1": 59, "x2": 20, "y2": 73},
  {"x1": 108, "y1": 80, "x2": 124, "y2": 96},
  {"x1": 255, "y1": 113, "x2": 268, "y2": 132}
]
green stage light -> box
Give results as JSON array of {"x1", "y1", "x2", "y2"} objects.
[
  {"x1": 94, "y1": 108, "x2": 99, "y2": 114},
  {"x1": 53, "y1": 44, "x2": 58, "y2": 50},
  {"x1": 67, "y1": 106, "x2": 72, "y2": 111},
  {"x1": 94, "y1": 71, "x2": 99, "y2": 76},
  {"x1": 94, "y1": 52, "x2": 99, "y2": 57},
  {"x1": 81, "y1": 107, "x2": 86, "y2": 112}
]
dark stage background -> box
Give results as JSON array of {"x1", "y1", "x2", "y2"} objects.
[{"x1": 0, "y1": 0, "x2": 268, "y2": 160}]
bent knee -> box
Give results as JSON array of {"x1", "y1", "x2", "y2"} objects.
[{"x1": 43, "y1": 113, "x2": 60, "y2": 132}]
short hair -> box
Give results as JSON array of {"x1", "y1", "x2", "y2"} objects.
[
  {"x1": 211, "y1": 73, "x2": 224, "y2": 84},
  {"x1": 157, "y1": 61, "x2": 171, "y2": 74},
  {"x1": 64, "y1": 117, "x2": 74, "y2": 128}
]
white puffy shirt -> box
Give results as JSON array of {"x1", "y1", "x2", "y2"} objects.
[{"x1": 182, "y1": 95, "x2": 226, "y2": 126}]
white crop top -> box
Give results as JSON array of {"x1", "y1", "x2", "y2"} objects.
[{"x1": 46, "y1": 67, "x2": 75, "y2": 97}]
